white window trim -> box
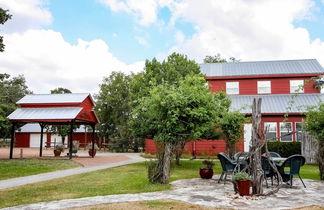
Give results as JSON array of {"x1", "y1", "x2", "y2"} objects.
[
  {"x1": 257, "y1": 81, "x2": 271, "y2": 94},
  {"x1": 226, "y1": 82, "x2": 239, "y2": 95},
  {"x1": 264, "y1": 122, "x2": 277, "y2": 141},
  {"x1": 280, "y1": 122, "x2": 293, "y2": 142},
  {"x1": 295, "y1": 122, "x2": 303, "y2": 142},
  {"x1": 290, "y1": 80, "x2": 304, "y2": 93}
]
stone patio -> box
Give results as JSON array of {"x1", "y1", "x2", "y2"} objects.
[{"x1": 6, "y1": 175, "x2": 324, "y2": 210}]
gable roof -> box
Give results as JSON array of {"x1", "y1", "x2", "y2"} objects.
[
  {"x1": 17, "y1": 93, "x2": 90, "y2": 104},
  {"x1": 200, "y1": 59, "x2": 324, "y2": 77},
  {"x1": 230, "y1": 93, "x2": 324, "y2": 114},
  {"x1": 8, "y1": 107, "x2": 83, "y2": 120}
]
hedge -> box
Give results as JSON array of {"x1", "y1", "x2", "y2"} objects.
[{"x1": 262, "y1": 142, "x2": 301, "y2": 157}]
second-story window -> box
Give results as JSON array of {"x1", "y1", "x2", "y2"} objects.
[
  {"x1": 257, "y1": 81, "x2": 271, "y2": 94},
  {"x1": 290, "y1": 80, "x2": 304, "y2": 93},
  {"x1": 226, "y1": 82, "x2": 239, "y2": 95}
]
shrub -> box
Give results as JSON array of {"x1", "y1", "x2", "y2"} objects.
[
  {"x1": 233, "y1": 172, "x2": 251, "y2": 181},
  {"x1": 202, "y1": 160, "x2": 214, "y2": 169},
  {"x1": 262, "y1": 142, "x2": 301, "y2": 157}
]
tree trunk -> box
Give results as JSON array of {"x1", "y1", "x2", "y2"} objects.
[
  {"x1": 174, "y1": 140, "x2": 186, "y2": 166},
  {"x1": 149, "y1": 142, "x2": 174, "y2": 184},
  {"x1": 226, "y1": 141, "x2": 236, "y2": 159},
  {"x1": 161, "y1": 142, "x2": 173, "y2": 183},
  {"x1": 318, "y1": 141, "x2": 324, "y2": 180},
  {"x1": 250, "y1": 98, "x2": 264, "y2": 195},
  {"x1": 62, "y1": 136, "x2": 65, "y2": 145}
]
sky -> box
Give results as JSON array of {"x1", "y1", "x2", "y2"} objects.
[{"x1": 0, "y1": 0, "x2": 324, "y2": 94}]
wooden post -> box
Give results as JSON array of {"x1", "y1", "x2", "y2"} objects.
[
  {"x1": 39, "y1": 123, "x2": 45, "y2": 157},
  {"x1": 9, "y1": 122, "x2": 16, "y2": 159},
  {"x1": 69, "y1": 121, "x2": 74, "y2": 159},
  {"x1": 251, "y1": 98, "x2": 264, "y2": 195},
  {"x1": 91, "y1": 124, "x2": 95, "y2": 158}
]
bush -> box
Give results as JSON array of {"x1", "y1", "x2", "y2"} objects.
[
  {"x1": 262, "y1": 142, "x2": 301, "y2": 157},
  {"x1": 233, "y1": 172, "x2": 251, "y2": 181}
]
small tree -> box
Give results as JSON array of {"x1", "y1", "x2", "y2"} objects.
[
  {"x1": 131, "y1": 75, "x2": 227, "y2": 184},
  {"x1": 219, "y1": 111, "x2": 246, "y2": 158},
  {"x1": 304, "y1": 103, "x2": 324, "y2": 180}
]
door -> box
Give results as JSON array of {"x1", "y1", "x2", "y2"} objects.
[
  {"x1": 29, "y1": 134, "x2": 46, "y2": 148},
  {"x1": 244, "y1": 124, "x2": 252, "y2": 152}
]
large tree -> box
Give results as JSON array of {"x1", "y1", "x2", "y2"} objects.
[
  {"x1": 305, "y1": 103, "x2": 324, "y2": 180},
  {"x1": 131, "y1": 74, "x2": 230, "y2": 184},
  {"x1": 95, "y1": 72, "x2": 142, "y2": 152},
  {"x1": 0, "y1": 74, "x2": 31, "y2": 139},
  {"x1": 50, "y1": 87, "x2": 72, "y2": 94},
  {"x1": 0, "y1": 8, "x2": 12, "y2": 52},
  {"x1": 130, "y1": 53, "x2": 204, "y2": 158},
  {"x1": 203, "y1": 54, "x2": 240, "y2": 63}
]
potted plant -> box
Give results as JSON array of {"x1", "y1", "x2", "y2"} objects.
[
  {"x1": 200, "y1": 160, "x2": 214, "y2": 179},
  {"x1": 86, "y1": 143, "x2": 99, "y2": 157},
  {"x1": 54, "y1": 144, "x2": 64, "y2": 157},
  {"x1": 233, "y1": 172, "x2": 252, "y2": 196}
]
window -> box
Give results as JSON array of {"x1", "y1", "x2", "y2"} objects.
[
  {"x1": 290, "y1": 80, "x2": 304, "y2": 93},
  {"x1": 264, "y1": 122, "x2": 277, "y2": 141},
  {"x1": 280, "y1": 122, "x2": 292, "y2": 141},
  {"x1": 295, "y1": 122, "x2": 303, "y2": 142},
  {"x1": 226, "y1": 82, "x2": 239, "y2": 95},
  {"x1": 257, "y1": 81, "x2": 271, "y2": 94}
]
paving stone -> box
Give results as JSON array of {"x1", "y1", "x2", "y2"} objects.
[{"x1": 5, "y1": 175, "x2": 324, "y2": 210}]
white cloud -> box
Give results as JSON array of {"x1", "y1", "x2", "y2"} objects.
[
  {"x1": 0, "y1": 0, "x2": 52, "y2": 33},
  {"x1": 100, "y1": 0, "x2": 168, "y2": 26},
  {"x1": 135, "y1": 36, "x2": 150, "y2": 47},
  {"x1": 0, "y1": 29, "x2": 144, "y2": 94},
  {"x1": 161, "y1": 0, "x2": 324, "y2": 66},
  {"x1": 174, "y1": 30, "x2": 185, "y2": 43}
]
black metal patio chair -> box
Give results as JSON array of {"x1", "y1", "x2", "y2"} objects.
[
  {"x1": 269, "y1": 152, "x2": 281, "y2": 158},
  {"x1": 217, "y1": 152, "x2": 237, "y2": 184},
  {"x1": 277, "y1": 154, "x2": 306, "y2": 188},
  {"x1": 261, "y1": 156, "x2": 276, "y2": 187}
]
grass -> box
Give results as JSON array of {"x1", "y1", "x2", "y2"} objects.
[
  {"x1": 0, "y1": 160, "x2": 320, "y2": 208},
  {"x1": 299, "y1": 164, "x2": 320, "y2": 180},
  {"x1": 0, "y1": 158, "x2": 81, "y2": 180},
  {"x1": 0, "y1": 160, "x2": 205, "y2": 208}
]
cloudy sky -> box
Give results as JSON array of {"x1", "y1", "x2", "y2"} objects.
[{"x1": 0, "y1": 0, "x2": 324, "y2": 94}]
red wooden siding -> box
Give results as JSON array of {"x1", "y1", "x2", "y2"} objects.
[
  {"x1": 76, "y1": 96, "x2": 98, "y2": 122},
  {"x1": 208, "y1": 76, "x2": 319, "y2": 95},
  {"x1": 15, "y1": 133, "x2": 30, "y2": 147},
  {"x1": 145, "y1": 138, "x2": 244, "y2": 156},
  {"x1": 15, "y1": 132, "x2": 99, "y2": 148}
]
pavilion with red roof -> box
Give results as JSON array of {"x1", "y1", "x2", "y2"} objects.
[{"x1": 7, "y1": 93, "x2": 99, "y2": 159}]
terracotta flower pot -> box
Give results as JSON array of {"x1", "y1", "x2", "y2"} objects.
[
  {"x1": 54, "y1": 149, "x2": 61, "y2": 157},
  {"x1": 200, "y1": 168, "x2": 213, "y2": 179},
  {"x1": 236, "y1": 180, "x2": 251, "y2": 196},
  {"x1": 88, "y1": 149, "x2": 96, "y2": 157}
]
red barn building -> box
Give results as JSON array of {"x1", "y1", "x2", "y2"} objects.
[
  {"x1": 10, "y1": 93, "x2": 99, "y2": 149},
  {"x1": 145, "y1": 59, "x2": 324, "y2": 155}
]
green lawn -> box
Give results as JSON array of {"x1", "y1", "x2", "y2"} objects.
[
  {"x1": 0, "y1": 158, "x2": 80, "y2": 180},
  {"x1": 0, "y1": 160, "x2": 320, "y2": 208}
]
